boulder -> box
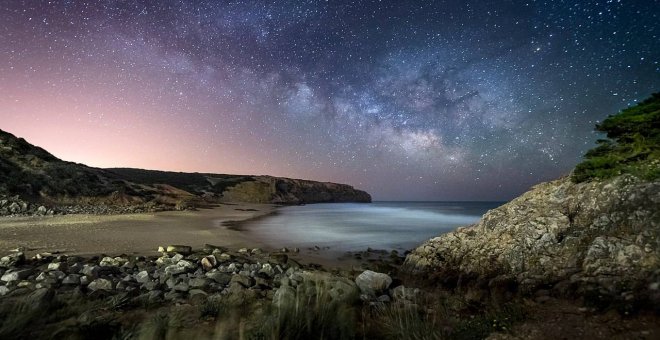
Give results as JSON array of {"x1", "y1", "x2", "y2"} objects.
[{"x1": 355, "y1": 270, "x2": 392, "y2": 296}]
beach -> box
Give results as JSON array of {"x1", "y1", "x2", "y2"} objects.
[{"x1": 0, "y1": 203, "x2": 276, "y2": 257}]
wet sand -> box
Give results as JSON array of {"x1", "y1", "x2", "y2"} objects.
[{"x1": 0, "y1": 203, "x2": 276, "y2": 257}]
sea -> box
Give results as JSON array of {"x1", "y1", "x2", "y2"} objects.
[{"x1": 243, "y1": 201, "x2": 503, "y2": 254}]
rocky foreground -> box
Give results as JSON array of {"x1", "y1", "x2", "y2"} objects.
[
  {"x1": 405, "y1": 174, "x2": 660, "y2": 310},
  {"x1": 0, "y1": 245, "x2": 430, "y2": 338}
]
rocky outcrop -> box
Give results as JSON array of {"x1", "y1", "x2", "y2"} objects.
[
  {"x1": 221, "y1": 176, "x2": 371, "y2": 204},
  {"x1": 405, "y1": 175, "x2": 660, "y2": 305}
]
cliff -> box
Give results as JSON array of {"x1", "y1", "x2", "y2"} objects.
[
  {"x1": 221, "y1": 176, "x2": 371, "y2": 204},
  {"x1": 404, "y1": 174, "x2": 659, "y2": 305},
  {"x1": 0, "y1": 129, "x2": 370, "y2": 216}
]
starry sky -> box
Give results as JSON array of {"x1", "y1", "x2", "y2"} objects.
[{"x1": 1, "y1": 1, "x2": 658, "y2": 201}]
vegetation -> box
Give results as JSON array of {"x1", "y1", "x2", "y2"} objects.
[{"x1": 573, "y1": 92, "x2": 660, "y2": 183}]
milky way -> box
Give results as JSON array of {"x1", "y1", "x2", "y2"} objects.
[{"x1": 1, "y1": 1, "x2": 658, "y2": 200}]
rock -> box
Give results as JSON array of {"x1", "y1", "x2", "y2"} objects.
[
  {"x1": 135, "y1": 271, "x2": 151, "y2": 283},
  {"x1": 68, "y1": 262, "x2": 83, "y2": 274},
  {"x1": 203, "y1": 244, "x2": 226, "y2": 253},
  {"x1": 355, "y1": 270, "x2": 392, "y2": 296},
  {"x1": 166, "y1": 245, "x2": 192, "y2": 255},
  {"x1": 142, "y1": 281, "x2": 159, "y2": 291},
  {"x1": 99, "y1": 257, "x2": 127, "y2": 267},
  {"x1": 88, "y1": 278, "x2": 114, "y2": 291},
  {"x1": 37, "y1": 205, "x2": 48, "y2": 214},
  {"x1": 260, "y1": 263, "x2": 275, "y2": 277},
  {"x1": 1, "y1": 269, "x2": 33, "y2": 282},
  {"x1": 164, "y1": 265, "x2": 186, "y2": 275},
  {"x1": 227, "y1": 263, "x2": 240, "y2": 272},
  {"x1": 81, "y1": 265, "x2": 100, "y2": 278},
  {"x1": 173, "y1": 282, "x2": 189, "y2": 292},
  {"x1": 49, "y1": 270, "x2": 66, "y2": 281},
  {"x1": 201, "y1": 255, "x2": 218, "y2": 271},
  {"x1": 217, "y1": 253, "x2": 232, "y2": 262},
  {"x1": 0, "y1": 252, "x2": 26, "y2": 267},
  {"x1": 206, "y1": 272, "x2": 232, "y2": 285},
  {"x1": 47, "y1": 262, "x2": 67, "y2": 271},
  {"x1": 177, "y1": 260, "x2": 196, "y2": 270},
  {"x1": 230, "y1": 274, "x2": 254, "y2": 288},
  {"x1": 238, "y1": 248, "x2": 249, "y2": 254},
  {"x1": 0, "y1": 285, "x2": 9, "y2": 296},
  {"x1": 404, "y1": 174, "x2": 660, "y2": 303},
  {"x1": 251, "y1": 248, "x2": 262, "y2": 255},
  {"x1": 189, "y1": 278, "x2": 209, "y2": 289},
  {"x1": 164, "y1": 290, "x2": 182, "y2": 301},
  {"x1": 227, "y1": 281, "x2": 245, "y2": 294},
  {"x1": 62, "y1": 274, "x2": 81, "y2": 285},
  {"x1": 270, "y1": 253, "x2": 288, "y2": 265},
  {"x1": 171, "y1": 253, "x2": 184, "y2": 263}
]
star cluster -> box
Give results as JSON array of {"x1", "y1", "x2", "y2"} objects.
[{"x1": 1, "y1": 0, "x2": 658, "y2": 200}]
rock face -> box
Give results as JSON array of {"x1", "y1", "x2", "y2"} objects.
[{"x1": 405, "y1": 175, "x2": 660, "y2": 303}]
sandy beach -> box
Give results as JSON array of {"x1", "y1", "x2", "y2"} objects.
[{"x1": 0, "y1": 203, "x2": 276, "y2": 257}]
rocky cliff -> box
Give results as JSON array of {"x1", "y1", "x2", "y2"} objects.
[
  {"x1": 0, "y1": 129, "x2": 370, "y2": 216},
  {"x1": 405, "y1": 174, "x2": 659, "y2": 306},
  {"x1": 221, "y1": 176, "x2": 371, "y2": 204}
]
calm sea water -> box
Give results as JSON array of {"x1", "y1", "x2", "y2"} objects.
[{"x1": 244, "y1": 201, "x2": 503, "y2": 253}]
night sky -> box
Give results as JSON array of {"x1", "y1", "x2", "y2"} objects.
[{"x1": 1, "y1": 1, "x2": 658, "y2": 201}]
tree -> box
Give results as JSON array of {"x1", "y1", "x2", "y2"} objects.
[{"x1": 572, "y1": 93, "x2": 660, "y2": 183}]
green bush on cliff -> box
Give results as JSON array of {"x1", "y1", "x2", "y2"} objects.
[{"x1": 573, "y1": 92, "x2": 660, "y2": 183}]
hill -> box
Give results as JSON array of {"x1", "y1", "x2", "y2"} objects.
[{"x1": 0, "y1": 129, "x2": 370, "y2": 216}]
